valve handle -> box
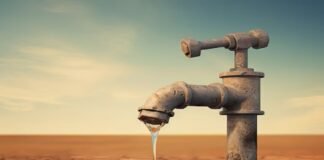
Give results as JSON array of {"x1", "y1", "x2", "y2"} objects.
[{"x1": 180, "y1": 29, "x2": 269, "y2": 58}]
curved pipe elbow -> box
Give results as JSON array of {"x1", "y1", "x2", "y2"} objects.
[{"x1": 138, "y1": 81, "x2": 228, "y2": 124}]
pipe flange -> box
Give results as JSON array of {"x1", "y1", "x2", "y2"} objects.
[
  {"x1": 208, "y1": 83, "x2": 228, "y2": 109},
  {"x1": 138, "y1": 107, "x2": 175, "y2": 117},
  {"x1": 224, "y1": 35, "x2": 236, "y2": 50},
  {"x1": 220, "y1": 71, "x2": 264, "y2": 78},
  {"x1": 174, "y1": 81, "x2": 192, "y2": 109},
  {"x1": 220, "y1": 110, "x2": 264, "y2": 115}
]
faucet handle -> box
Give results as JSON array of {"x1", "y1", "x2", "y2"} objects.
[
  {"x1": 181, "y1": 38, "x2": 228, "y2": 58},
  {"x1": 180, "y1": 29, "x2": 269, "y2": 58}
]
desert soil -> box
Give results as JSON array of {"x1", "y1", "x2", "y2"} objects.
[{"x1": 0, "y1": 135, "x2": 323, "y2": 160}]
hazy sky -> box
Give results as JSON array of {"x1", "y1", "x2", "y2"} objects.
[{"x1": 0, "y1": 0, "x2": 324, "y2": 134}]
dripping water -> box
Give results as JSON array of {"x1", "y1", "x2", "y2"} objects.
[{"x1": 145, "y1": 122, "x2": 164, "y2": 160}]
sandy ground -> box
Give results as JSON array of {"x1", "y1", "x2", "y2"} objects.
[{"x1": 0, "y1": 135, "x2": 323, "y2": 160}]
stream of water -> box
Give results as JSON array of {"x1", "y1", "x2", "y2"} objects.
[{"x1": 145, "y1": 123, "x2": 164, "y2": 160}]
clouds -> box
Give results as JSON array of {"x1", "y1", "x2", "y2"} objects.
[
  {"x1": 0, "y1": 0, "x2": 139, "y2": 113},
  {"x1": 272, "y1": 95, "x2": 324, "y2": 133},
  {"x1": 287, "y1": 95, "x2": 324, "y2": 124},
  {"x1": 0, "y1": 45, "x2": 132, "y2": 112},
  {"x1": 42, "y1": 0, "x2": 137, "y2": 55},
  {"x1": 287, "y1": 95, "x2": 324, "y2": 108}
]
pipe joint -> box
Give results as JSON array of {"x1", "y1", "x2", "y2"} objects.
[{"x1": 138, "y1": 81, "x2": 229, "y2": 124}]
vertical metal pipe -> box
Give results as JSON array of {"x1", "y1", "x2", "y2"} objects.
[
  {"x1": 234, "y1": 49, "x2": 248, "y2": 68},
  {"x1": 227, "y1": 115, "x2": 257, "y2": 160},
  {"x1": 220, "y1": 69, "x2": 264, "y2": 160}
]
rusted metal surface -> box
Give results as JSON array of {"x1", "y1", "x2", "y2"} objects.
[
  {"x1": 227, "y1": 115, "x2": 257, "y2": 160},
  {"x1": 234, "y1": 49, "x2": 248, "y2": 69},
  {"x1": 220, "y1": 67, "x2": 263, "y2": 160},
  {"x1": 181, "y1": 38, "x2": 229, "y2": 57},
  {"x1": 138, "y1": 81, "x2": 228, "y2": 124},
  {"x1": 138, "y1": 29, "x2": 269, "y2": 160},
  {"x1": 180, "y1": 29, "x2": 269, "y2": 58},
  {"x1": 220, "y1": 69, "x2": 264, "y2": 115}
]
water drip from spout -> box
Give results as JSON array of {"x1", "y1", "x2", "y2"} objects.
[{"x1": 145, "y1": 122, "x2": 165, "y2": 160}]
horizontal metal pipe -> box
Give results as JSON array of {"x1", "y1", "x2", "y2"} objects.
[
  {"x1": 138, "y1": 81, "x2": 228, "y2": 124},
  {"x1": 199, "y1": 39, "x2": 229, "y2": 50}
]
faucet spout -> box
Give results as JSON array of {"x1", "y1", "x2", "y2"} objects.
[{"x1": 138, "y1": 81, "x2": 228, "y2": 124}]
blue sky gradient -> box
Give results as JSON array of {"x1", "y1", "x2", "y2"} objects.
[{"x1": 0, "y1": 0, "x2": 324, "y2": 134}]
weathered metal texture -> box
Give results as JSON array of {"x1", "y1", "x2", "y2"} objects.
[
  {"x1": 138, "y1": 29, "x2": 269, "y2": 160},
  {"x1": 219, "y1": 69, "x2": 263, "y2": 160},
  {"x1": 234, "y1": 49, "x2": 248, "y2": 69},
  {"x1": 181, "y1": 38, "x2": 229, "y2": 57},
  {"x1": 138, "y1": 81, "x2": 228, "y2": 124},
  {"x1": 220, "y1": 69, "x2": 264, "y2": 115},
  {"x1": 227, "y1": 115, "x2": 257, "y2": 160},
  {"x1": 180, "y1": 29, "x2": 269, "y2": 58}
]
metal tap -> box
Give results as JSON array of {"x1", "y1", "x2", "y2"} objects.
[{"x1": 138, "y1": 29, "x2": 269, "y2": 160}]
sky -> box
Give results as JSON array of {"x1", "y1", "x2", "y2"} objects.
[{"x1": 0, "y1": 0, "x2": 324, "y2": 135}]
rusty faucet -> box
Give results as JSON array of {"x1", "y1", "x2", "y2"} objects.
[{"x1": 138, "y1": 29, "x2": 269, "y2": 160}]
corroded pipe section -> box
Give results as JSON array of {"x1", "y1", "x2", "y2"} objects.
[
  {"x1": 227, "y1": 115, "x2": 257, "y2": 160},
  {"x1": 220, "y1": 70, "x2": 264, "y2": 160},
  {"x1": 138, "y1": 81, "x2": 228, "y2": 124}
]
